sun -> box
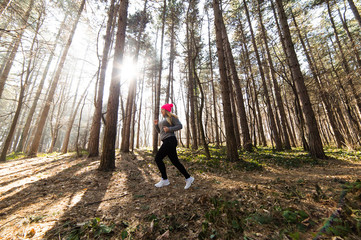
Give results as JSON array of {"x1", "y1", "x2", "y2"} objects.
[{"x1": 120, "y1": 56, "x2": 140, "y2": 84}]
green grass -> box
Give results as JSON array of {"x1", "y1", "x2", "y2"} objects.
[{"x1": 5, "y1": 152, "x2": 26, "y2": 161}]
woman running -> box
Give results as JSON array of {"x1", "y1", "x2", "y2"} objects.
[{"x1": 154, "y1": 103, "x2": 194, "y2": 189}]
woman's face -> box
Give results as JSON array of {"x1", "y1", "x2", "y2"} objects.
[{"x1": 161, "y1": 108, "x2": 166, "y2": 117}]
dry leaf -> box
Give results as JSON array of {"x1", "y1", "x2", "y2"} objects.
[{"x1": 26, "y1": 228, "x2": 35, "y2": 238}]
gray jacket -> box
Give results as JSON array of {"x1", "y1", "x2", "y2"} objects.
[{"x1": 155, "y1": 116, "x2": 182, "y2": 141}]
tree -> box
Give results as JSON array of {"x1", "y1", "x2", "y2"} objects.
[
  {"x1": 291, "y1": 9, "x2": 346, "y2": 148},
  {"x1": 257, "y1": 0, "x2": 291, "y2": 150},
  {"x1": 121, "y1": 0, "x2": 148, "y2": 153},
  {"x1": 152, "y1": 0, "x2": 166, "y2": 155},
  {"x1": 206, "y1": 8, "x2": 220, "y2": 148},
  {"x1": 186, "y1": 0, "x2": 198, "y2": 150},
  {"x1": 274, "y1": 0, "x2": 326, "y2": 159},
  {"x1": 243, "y1": 0, "x2": 283, "y2": 151},
  {"x1": 27, "y1": 0, "x2": 86, "y2": 157},
  {"x1": 347, "y1": 0, "x2": 361, "y2": 29},
  {"x1": 0, "y1": 0, "x2": 34, "y2": 98},
  {"x1": 0, "y1": 6, "x2": 42, "y2": 161},
  {"x1": 88, "y1": 0, "x2": 117, "y2": 158},
  {"x1": 99, "y1": 0, "x2": 129, "y2": 171},
  {"x1": 220, "y1": 7, "x2": 252, "y2": 152},
  {"x1": 213, "y1": 0, "x2": 239, "y2": 161}
]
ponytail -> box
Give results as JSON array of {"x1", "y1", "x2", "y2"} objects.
[{"x1": 165, "y1": 111, "x2": 178, "y2": 126}]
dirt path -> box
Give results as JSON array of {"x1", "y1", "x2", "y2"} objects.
[{"x1": 0, "y1": 150, "x2": 360, "y2": 239}]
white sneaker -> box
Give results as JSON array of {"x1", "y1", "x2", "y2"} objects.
[
  {"x1": 155, "y1": 179, "x2": 170, "y2": 188},
  {"x1": 184, "y1": 177, "x2": 194, "y2": 189}
]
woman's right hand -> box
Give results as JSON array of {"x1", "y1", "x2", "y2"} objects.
[{"x1": 154, "y1": 119, "x2": 159, "y2": 125}]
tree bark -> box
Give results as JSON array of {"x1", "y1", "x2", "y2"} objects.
[
  {"x1": 194, "y1": 64, "x2": 211, "y2": 159},
  {"x1": 221, "y1": 14, "x2": 252, "y2": 152},
  {"x1": 327, "y1": 1, "x2": 361, "y2": 116},
  {"x1": 121, "y1": 0, "x2": 148, "y2": 152},
  {"x1": 61, "y1": 79, "x2": 92, "y2": 153},
  {"x1": 257, "y1": 0, "x2": 290, "y2": 150},
  {"x1": 0, "y1": 0, "x2": 34, "y2": 98},
  {"x1": 152, "y1": 0, "x2": 166, "y2": 155},
  {"x1": 88, "y1": 0, "x2": 116, "y2": 158},
  {"x1": 213, "y1": 0, "x2": 239, "y2": 161},
  {"x1": 136, "y1": 67, "x2": 146, "y2": 148},
  {"x1": 0, "y1": 7, "x2": 41, "y2": 161},
  {"x1": 347, "y1": 0, "x2": 361, "y2": 29},
  {"x1": 274, "y1": 0, "x2": 326, "y2": 158},
  {"x1": 292, "y1": 10, "x2": 346, "y2": 148},
  {"x1": 16, "y1": 14, "x2": 68, "y2": 153},
  {"x1": 186, "y1": 1, "x2": 198, "y2": 150},
  {"x1": 238, "y1": 19, "x2": 267, "y2": 147},
  {"x1": 27, "y1": 0, "x2": 86, "y2": 157},
  {"x1": 206, "y1": 10, "x2": 220, "y2": 148},
  {"x1": 99, "y1": 0, "x2": 128, "y2": 171},
  {"x1": 244, "y1": 0, "x2": 282, "y2": 151}
]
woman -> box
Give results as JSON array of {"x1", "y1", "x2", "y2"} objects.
[{"x1": 154, "y1": 103, "x2": 194, "y2": 189}]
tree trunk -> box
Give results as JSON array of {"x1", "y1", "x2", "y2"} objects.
[
  {"x1": 291, "y1": 11, "x2": 346, "y2": 148},
  {"x1": 152, "y1": 0, "x2": 166, "y2": 155},
  {"x1": 27, "y1": 0, "x2": 86, "y2": 157},
  {"x1": 136, "y1": 67, "x2": 146, "y2": 148},
  {"x1": 274, "y1": 0, "x2": 326, "y2": 158},
  {"x1": 76, "y1": 96, "x2": 87, "y2": 157},
  {"x1": 238, "y1": 19, "x2": 267, "y2": 147},
  {"x1": 194, "y1": 66, "x2": 211, "y2": 159},
  {"x1": 88, "y1": 0, "x2": 116, "y2": 158},
  {"x1": 186, "y1": 2, "x2": 198, "y2": 150},
  {"x1": 221, "y1": 15, "x2": 252, "y2": 152},
  {"x1": 121, "y1": 0, "x2": 148, "y2": 153},
  {"x1": 61, "y1": 80, "x2": 92, "y2": 154},
  {"x1": 48, "y1": 79, "x2": 67, "y2": 153},
  {"x1": 0, "y1": 0, "x2": 34, "y2": 98},
  {"x1": 347, "y1": 0, "x2": 361, "y2": 29},
  {"x1": 0, "y1": 7, "x2": 41, "y2": 161},
  {"x1": 213, "y1": 0, "x2": 238, "y2": 161},
  {"x1": 244, "y1": 0, "x2": 282, "y2": 151},
  {"x1": 207, "y1": 10, "x2": 220, "y2": 148},
  {"x1": 327, "y1": 1, "x2": 361, "y2": 116},
  {"x1": 16, "y1": 14, "x2": 68, "y2": 153},
  {"x1": 99, "y1": 0, "x2": 128, "y2": 171},
  {"x1": 0, "y1": 0, "x2": 12, "y2": 16},
  {"x1": 337, "y1": 7, "x2": 361, "y2": 67},
  {"x1": 257, "y1": 0, "x2": 290, "y2": 149}
]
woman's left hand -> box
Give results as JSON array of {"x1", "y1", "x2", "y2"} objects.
[{"x1": 163, "y1": 126, "x2": 169, "y2": 133}]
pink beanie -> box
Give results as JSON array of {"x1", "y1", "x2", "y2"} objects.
[{"x1": 161, "y1": 103, "x2": 173, "y2": 112}]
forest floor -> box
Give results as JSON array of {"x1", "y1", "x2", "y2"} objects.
[{"x1": 0, "y1": 147, "x2": 360, "y2": 240}]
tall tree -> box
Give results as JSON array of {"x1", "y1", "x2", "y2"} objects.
[
  {"x1": 27, "y1": 0, "x2": 86, "y2": 157},
  {"x1": 16, "y1": 13, "x2": 68, "y2": 153},
  {"x1": 121, "y1": 0, "x2": 148, "y2": 152},
  {"x1": 88, "y1": 0, "x2": 116, "y2": 158},
  {"x1": 0, "y1": 0, "x2": 34, "y2": 98},
  {"x1": 221, "y1": 9, "x2": 252, "y2": 152},
  {"x1": 0, "y1": 6, "x2": 42, "y2": 161},
  {"x1": 206, "y1": 8, "x2": 220, "y2": 148},
  {"x1": 244, "y1": 0, "x2": 283, "y2": 151},
  {"x1": 152, "y1": 0, "x2": 166, "y2": 154},
  {"x1": 99, "y1": 0, "x2": 129, "y2": 171},
  {"x1": 257, "y1": 0, "x2": 291, "y2": 149},
  {"x1": 61, "y1": 80, "x2": 92, "y2": 154},
  {"x1": 347, "y1": 0, "x2": 361, "y2": 29},
  {"x1": 186, "y1": 0, "x2": 198, "y2": 150},
  {"x1": 238, "y1": 18, "x2": 267, "y2": 147},
  {"x1": 213, "y1": 0, "x2": 239, "y2": 161},
  {"x1": 326, "y1": 0, "x2": 361, "y2": 116},
  {"x1": 291, "y1": 10, "x2": 346, "y2": 148},
  {"x1": 274, "y1": 0, "x2": 326, "y2": 158}
]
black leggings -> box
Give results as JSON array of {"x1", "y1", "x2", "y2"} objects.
[{"x1": 155, "y1": 136, "x2": 190, "y2": 180}]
